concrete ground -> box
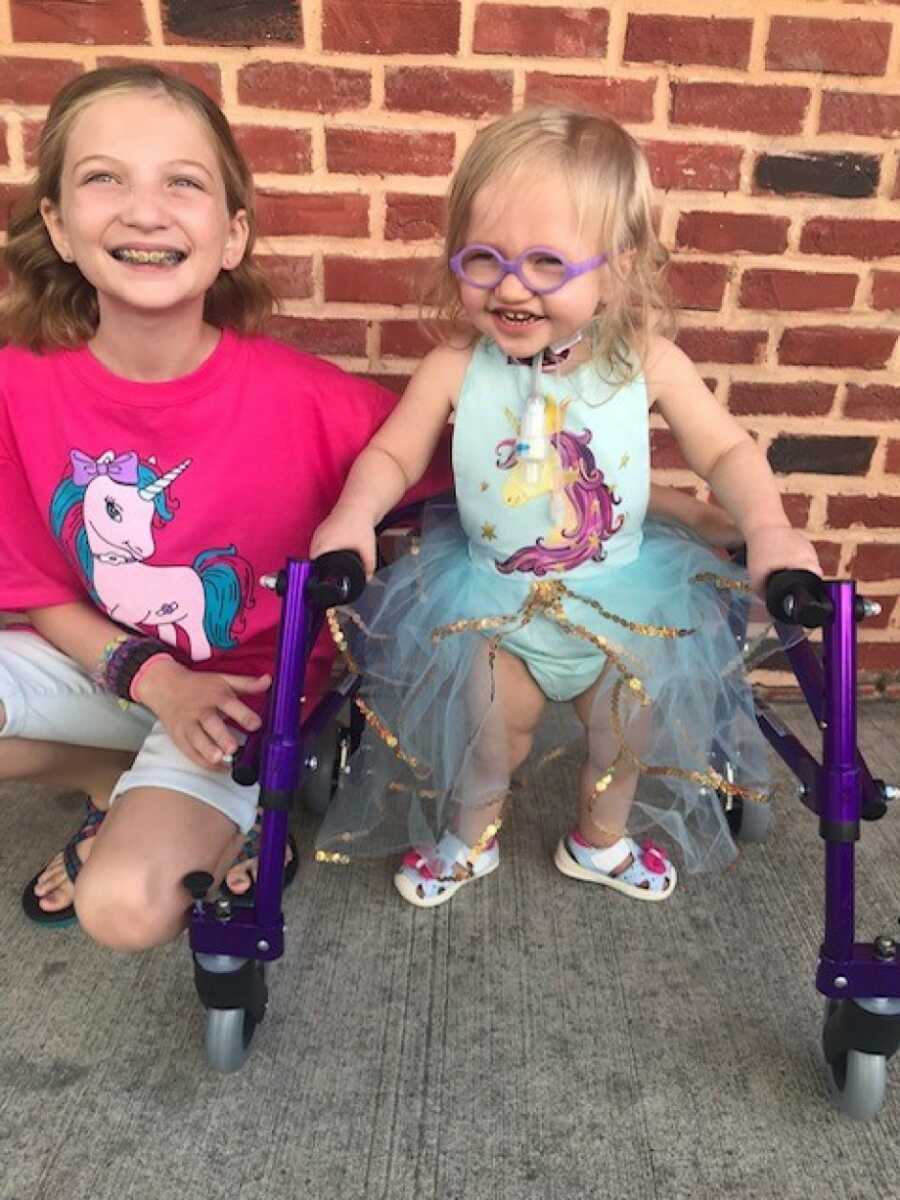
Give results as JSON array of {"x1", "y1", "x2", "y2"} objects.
[{"x1": 2, "y1": 701, "x2": 900, "y2": 1200}]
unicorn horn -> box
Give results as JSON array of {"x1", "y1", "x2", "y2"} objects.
[{"x1": 138, "y1": 458, "x2": 192, "y2": 500}]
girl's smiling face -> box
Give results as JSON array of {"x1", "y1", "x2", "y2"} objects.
[
  {"x1": 40, "y1": 89, "x2": 249, "y2": 326},
  {"x1": 456, "y1": 168, "x2": 612, "y2": 359}
]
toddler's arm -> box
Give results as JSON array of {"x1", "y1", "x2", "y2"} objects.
[
  {"x1": 647, "y1": 484, "x2": 741, "y2": 548},
  {"x1": 645, "y1": 338, "x2": 820, "y2": 592},
  {"x1": 311, "y1": 344, "x2": 467, "y2": 575},
  {"x1": 27, "y1": 601, "x2": 268, "y2": 768}
]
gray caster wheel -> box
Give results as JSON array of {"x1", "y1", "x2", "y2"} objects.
[
  {"x1": 300, "y1": 722, "x2": 348, "y2": 816},
  {"x1": 720, "y1": 791, "x2": 773, "y2": 843},
  {"x1": 822, "y1": 1001, "x2": 889, "y2": 1121},
  {"x1": 204, "y1": 962, "x2": 267, "y2": 1072}
]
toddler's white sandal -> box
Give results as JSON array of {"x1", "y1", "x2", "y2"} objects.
[
  {"x1": 394, "y1": 831, "x2": 499, "y2": 908},
  {"x1": 553, "y1": 829, "x2": 676, "y2": 901}
]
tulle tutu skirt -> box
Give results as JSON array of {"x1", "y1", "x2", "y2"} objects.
[{"x1": 316, "y1": 508, "x2": 774, "y2": 873}]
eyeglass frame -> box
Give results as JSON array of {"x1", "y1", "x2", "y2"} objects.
[{"x1": 448, "y1": 243, "x2": 611, "y2": 296}]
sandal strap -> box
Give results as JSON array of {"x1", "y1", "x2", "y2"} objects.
[{"x1": 62, "y1": 800, "x2": 106, "y2": 885}]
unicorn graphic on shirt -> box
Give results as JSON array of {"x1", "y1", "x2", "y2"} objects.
[
  {"x1": 494, "y1": 399, "x2": 623, "y2": 575},
  {"x1": 50, "y1": 449, "x2": 254, "y2": 661}
]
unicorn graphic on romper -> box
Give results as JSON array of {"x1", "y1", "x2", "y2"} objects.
[
  {"x1": 50, "y1": 449, "x2": 255, "y2": 661},
  {"x1": 494, "y1": 398, "x2": 624, "y2": 576}
]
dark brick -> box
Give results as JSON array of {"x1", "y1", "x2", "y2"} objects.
[
  {"x1": 754, "y1": 152, "x2": 879, "y2": 199},
  {"x1": 767, "y1": 435, "x2": 876, "y2": 476},
  {"x1": 164, "y1": 0, "x2": 301, "y2": 44}
]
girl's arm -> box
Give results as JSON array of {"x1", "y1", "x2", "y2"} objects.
[
  {"x1": 645, "y1": 337, "x2": 820, "y2": 591},
  {"x1": 311, "y1": 344, "x2": 467, "y2": 574},
  {"x1": 27, "y1": 601, "x2": 268, "y2": 767},
  {"x1": 647, "y1": 483, "x2": 741, "y2": 548}
]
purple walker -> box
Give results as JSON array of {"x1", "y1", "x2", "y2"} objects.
[{"x1": 181, "y1": 546, "x2": 900, "y2": 1121}]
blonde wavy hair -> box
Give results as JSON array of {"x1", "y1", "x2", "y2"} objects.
[
  {"x1": 427, "y1": 106, "x2": 672, "y2": 380},
  {"x1": 0, "y1": 64, "x2": 276, "y2": 351}
]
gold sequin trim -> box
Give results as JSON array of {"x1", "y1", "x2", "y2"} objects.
[{"x1": 315, "y1": 850, "x2": 351, "y2": 865}]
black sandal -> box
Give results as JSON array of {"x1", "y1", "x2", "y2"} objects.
[{"x1": 22, "y1": 798, "x2": 106, "y2": 928}]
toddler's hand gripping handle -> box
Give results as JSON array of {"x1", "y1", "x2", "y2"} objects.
[
  {"x1": 765, "y1": 568, "x2": 833, "y2": 628},
  {"x1": 307, "y1": 550, "x2": 366, "y2": 608}
]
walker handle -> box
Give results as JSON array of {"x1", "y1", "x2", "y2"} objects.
[
  {"x1": 306, "y1": 550, "x2": 366, "y2": 608},
  {"x1": 765, "y1": 569, "x2": 833, "y2": 628}
]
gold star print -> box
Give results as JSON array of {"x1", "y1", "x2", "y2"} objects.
[
  {"x1": 481, "y1": 522, "x2": 497, "y2": 541},
  {"x1": 480, "y1": 481, "x2": 490, "y2": 492},
  {"x1": 619, "y1": 452, "x2": 630, "y2": 469}
]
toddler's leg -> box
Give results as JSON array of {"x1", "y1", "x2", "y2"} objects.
[
  {"x1": 553, "y1": 673, "x2": 675, "y2": 900},
  {"x1": 74, "y1": 784, "x2": 242, "y2": 951},
  {"x1": 394, "y1": 646, "x2": 545, "y2": 908}
]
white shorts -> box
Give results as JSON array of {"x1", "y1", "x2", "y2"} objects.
[{"x1": 0, "y1": 629, "x2": 259, "y2": 833}]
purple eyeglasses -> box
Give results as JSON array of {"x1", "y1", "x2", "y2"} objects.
[{"x1": 449, "y1": 244, "x2": 610, "y2": 296}]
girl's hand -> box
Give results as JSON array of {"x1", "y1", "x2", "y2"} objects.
[
  {"x1": 745, "y1": 525, "x2": 822, "y2": 596},
  {"x1": 310, "y1": 509, "x2": 378, "y2": 578},
  {"x1": 131, "y1": 657, "x2": 270, "y2": 769}
]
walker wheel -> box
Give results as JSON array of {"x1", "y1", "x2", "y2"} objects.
[
  {"x1": 721, "y1": 792, "x2": 773, "y2": 843},
  {"x1": 822, "y1": 1000, "x2": 889, "y2": 1121},
  {"x1": 205, "y1": 963, "x2": 267, "y2": 1073},
  {"x1": 299, "y1": 721, "x2": 347, "y2": 816}
]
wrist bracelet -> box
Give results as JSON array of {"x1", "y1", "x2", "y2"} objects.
[{"x1": 128, "y1": 652, "x2": 175, "y2": 703}]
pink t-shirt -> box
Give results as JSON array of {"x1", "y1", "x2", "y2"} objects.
[{"x1": 0, "y1": 329, "x2": 449, "y2": 709}]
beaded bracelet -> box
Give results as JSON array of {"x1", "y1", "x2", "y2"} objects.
[{"x1": 93, "y1": 634, "x2": 173, "y2": 701}]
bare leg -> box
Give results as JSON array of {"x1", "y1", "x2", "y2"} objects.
[
  {"x1": 453, "y1": 645, "x2": 546, "y2": 846},
  {"x1": 572, "y1": 669, "x2": 652, "y2": 870},
  {"x1": 74, "y1": 785, "x2": 243, "y2": 951},
  {"x1": 0, "y1": 703, "x2": 134, "y2": 913}
]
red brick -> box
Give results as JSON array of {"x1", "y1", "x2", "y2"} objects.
[
  {"x1": 326, "y1": 128, "x2": 455, "y2": 177},
  {"x1": 671, "y1": 82, "x2": 809, "y2": 135},
  {"x1": 97, "y1": 57, "x2": 221, "y2": 102},
  {"x1": 269, "y1": 315, "x2": 367, "y2": 357},
  {"x1": 323, "y1": 0, "x2": 460, "y2": 54},
  {"x1": 728, "y1": 382, "x2": 835, "y2": 417},
  {"x1": 844, "y1": 384, "x2": 900, "y2": 421},
  {"x1": 650, "y1": 428, "x2": 688, "y2": 470},
  {"x1": 800, "y1": 217, "x2": 900, "y2": 260},
  {"x1": 848, "y1": 544, "x2": 900, "y2": 583},
  {"x1": 525, "y1": 73, "x2": 655, "y2": 123},
  {"x1": 665, "y1": 261, "x2": 729, "y2": 311},
  {"x1": 385, "y1": 67, "x2": 512, "y2": 118},
  {"x1": 256, "y1": 191, "x2": 369, "y2": 238},
  {"x1": 814, "y1": 541, "x2": 843, "y2": 576},
  {"x1": 676, "y1": 212, "x2": 790, "y2": 255},
  {"x1": 739, "y1": 269, "x2": 858, "y2": 311},
  {"x1": 820, "y1": 91, "x2": 900, "y2": 137},
  {"x1": 256, "y1": 254, "x2": 314, "y2": 300},
  {"x1": 0, "y1": 56, "x2": 81, "y2": 106},
  {"x1": 381, "y1": 320, "x2": 434, "y2": 358},
  {"x1": 625, "y1": 15, "x2": 751, "y2": 69},
  {"x1": 871, "y1": 271, "x2": 900, "y2": 310},
  {"x1": 233, "y1": 126, "x2": 312, "y2": 175},
  {"x1": 238, "y1": 62, "x2": 370, "y2": 113},
  {"x1": 781, "y1": 494, "x2": 812, "y2": 528},
  {"x1": 325, "y1": 256, "x2": 440, "y2": 306},
  {"x1": 676, "y1": 328, "x2": 768, "y2": 364},
  {"x1": 385, "y1": 194, "x2": 445, "y2": 242},
  {"x1": 778, "y1": 326, "x2": 897, "y2": 369},
  {"x1": 0, "y1": 122, "x2": 7, "y2": 168},
  {"x1": 828, "y1": 496, "x2": 900, "y2": 529},
  {"x1": 856, "y1": 644, "x2": 900, "y2": 674},
  {"x1": 766, "y1": 17, "x2": 890, "y2": 76},
  {"x1": 888, "y1": 441, "x2": 900, "y2": 474},
  {"x1": 10, "y1": 0, "x2": 148, "y2": 42},
  {"x1": 643, "y1": 141, "x2": 743, "y2": 192},
  {"x1": 473, "y1": 5, "x2": 609, "y2": 58}
]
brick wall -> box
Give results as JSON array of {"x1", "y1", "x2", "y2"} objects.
[{"x1": 0, "y1": 0, "x2": 898, "y2": 692}]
